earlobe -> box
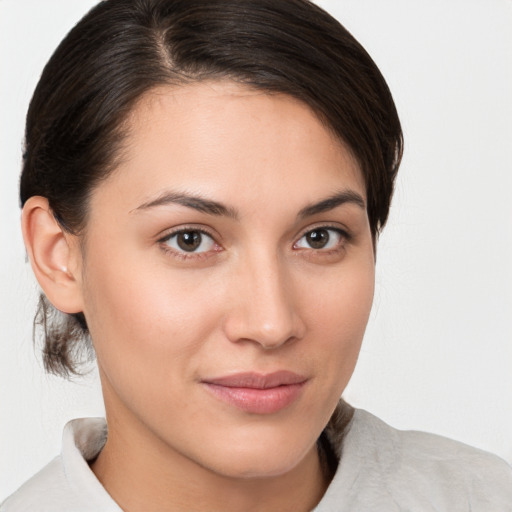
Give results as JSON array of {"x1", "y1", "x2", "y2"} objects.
[{"x1": 21, "y1": 196, "x2": 84, "y2": 314}]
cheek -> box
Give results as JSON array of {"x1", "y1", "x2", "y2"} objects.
[
  {"x1": 81, "y1": 261, "x2": 231, "y2": 443},
  {"x1": 81, "y1": 249, "x2": 225, "y2": 391},
  {"x1": 300, "y1": 258, "x2": 374, "y2": 385},
  {"x1": 303, "y1": 257, "x2": 374, "y2": 337}
]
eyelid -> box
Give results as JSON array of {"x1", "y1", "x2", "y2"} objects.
[
  {"x1": 295, "y1": 223, "x2": 351, "y2": 242},
  {"x1": 157, "y1": 225, "x2": 223, "y2": 259},
  {"x1": 293, "y1": 224, "x2": 351, "y2": 253},
  {"x1": 157, "y1": 224, "x2": 219, "y2": 243}
]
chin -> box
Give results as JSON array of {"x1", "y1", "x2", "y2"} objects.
[
  {"x1": 194, "y1": 427, "x2": 317, "y2": 480},
  {"x1": 209, "y1": 453, "x2": 306, "y2": 480}
]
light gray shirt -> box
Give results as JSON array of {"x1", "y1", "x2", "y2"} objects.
[{"x1": 2, "y1": 409, "x2": 511, "y2": 511}]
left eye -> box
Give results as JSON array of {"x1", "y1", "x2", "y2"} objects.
[
  {"x1": 163, "y1": 230, "x2": 216, "y2": 253},
  {"x1": 294, "y1": 228, "x2": 344, "y2": 250}
]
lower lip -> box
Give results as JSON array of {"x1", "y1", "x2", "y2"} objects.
[{"x1": 203, "y1": 382, "x2": 306, "y2": 414}]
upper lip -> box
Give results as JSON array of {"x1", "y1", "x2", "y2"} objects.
[{"x1": 202, "y1": 371, "x2": 307, "y2": 389}]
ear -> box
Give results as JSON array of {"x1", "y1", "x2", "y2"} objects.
[{"x1": 21, "y1": 196, "x2": 84, "y2": 314}]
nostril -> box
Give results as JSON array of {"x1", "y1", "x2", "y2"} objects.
[{"x1": 223, "y1": 304, "x2": 305, "y2": 349}]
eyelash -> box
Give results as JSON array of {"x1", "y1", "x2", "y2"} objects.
[
  {"x1": 157, "y1": 224, "x2": 351, "y2": 261},
  {"x1": 158, "y1": 227, "x2": 221, "y2": 261},
  {"x1": 294, "y1": 225, "x2": 351, "y2": 255}
]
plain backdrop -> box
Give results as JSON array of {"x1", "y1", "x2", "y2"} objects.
[{"x1": 1, "y1": 0, "x2": 511, "y2": 500}]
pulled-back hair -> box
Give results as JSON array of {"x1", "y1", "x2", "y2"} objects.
[{"x1": 20, "y1": 0, "x2": 403, "y2": 376}]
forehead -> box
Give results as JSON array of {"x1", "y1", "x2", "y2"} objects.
[{"x1": 93, "y1": 81, "x2": 365, "y2": 216}]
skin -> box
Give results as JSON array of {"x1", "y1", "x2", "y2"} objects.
[{"x1": 23, "y1": 81, "x2": 375, "y2": 512}]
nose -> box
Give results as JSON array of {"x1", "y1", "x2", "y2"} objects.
[{"x1": 222, "y1": 252, "x2": 306, "y2": 350}]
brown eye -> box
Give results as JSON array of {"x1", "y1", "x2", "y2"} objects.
[
  {"x1": 163, "y1": 230, "x2": 216, "y2": 253},
  {"x1": 295, "y1": 227, "x2": 344, "y2": 250},
  {"x1": 305, "y1": 229, "x2": 330, "y2": 249},
  {"x1": 177, "y1": 231, "x2": 202, "y2": 251}
]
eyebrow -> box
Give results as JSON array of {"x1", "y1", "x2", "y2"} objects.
[
  {"x1": 297, "y1": 190, "x2": 366, "y2": 218},
  {"x1": 133, "y1": 188, "x2": 365, "y2": 219},
  {"x1": 133, "y1": 191, "x2": 239, "y2": 219}
]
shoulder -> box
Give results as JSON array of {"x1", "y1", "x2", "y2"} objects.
[
  {"x1": 351, "y1": 407, "x2": 512, "y2": 467},
  {"x1": 0, "y1": 454, "x2": 100, "y2": 512},
  {"x1": 1, "y1": 418, "x2": 120, "y2": 512},
  {"x1": 317, "y1": 407, "x2": 512, "y2": 511},
  {"x1": 1, "y1": 456, "x2": 77, "y2": 512}
]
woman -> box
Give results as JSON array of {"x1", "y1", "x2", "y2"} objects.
[{"x1": 2, "y1": 0, "x2": 511, "y2": 510}]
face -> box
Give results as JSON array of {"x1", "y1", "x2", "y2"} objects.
[{"x1": 76, "y1": 81, "x2": 375, "y2": 479}]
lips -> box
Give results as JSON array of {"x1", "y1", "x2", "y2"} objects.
[{"x1": 202, "y1": 371, "x2": 307, "y2": 414}]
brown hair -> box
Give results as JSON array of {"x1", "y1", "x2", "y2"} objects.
[{"x1": 20, "y1": 0, "x2": 403, "y2": 376}]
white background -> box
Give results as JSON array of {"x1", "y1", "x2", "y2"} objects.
[{"x1": 1, "y1": 0, "x2": 511, "y2": 500}]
